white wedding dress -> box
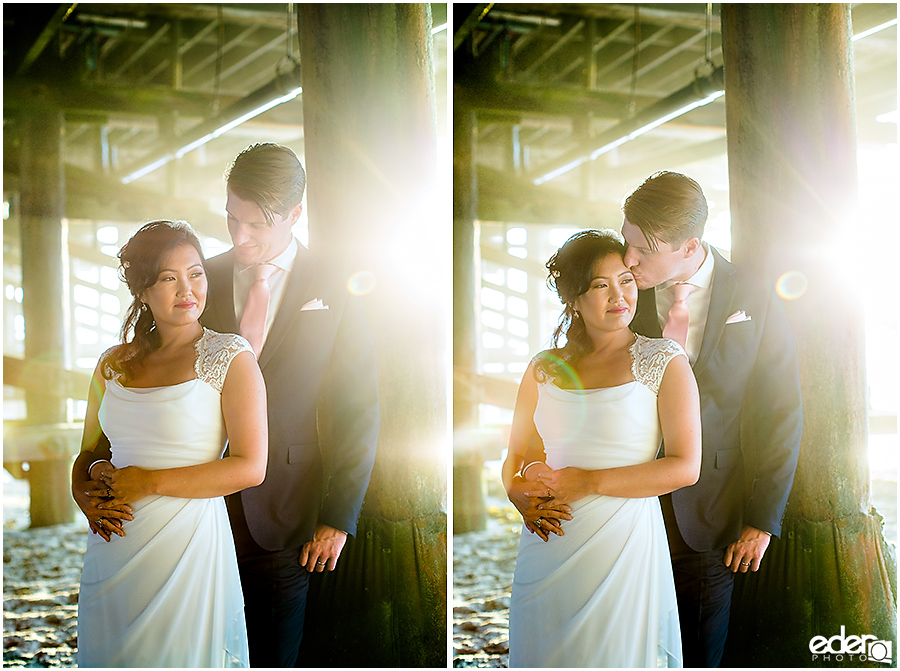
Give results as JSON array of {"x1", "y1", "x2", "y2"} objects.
[
  {"x1": 509, "y1": 334, "x2": 684, "y2": 668},
  {"x1": 77, "y1": 329, "x2": 252, "y2": 668}
]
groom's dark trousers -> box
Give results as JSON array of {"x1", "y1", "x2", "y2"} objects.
[
  {"x1": 662, "y1": 496, "x2": 735, "y2": 668},
  {"x1": 227, "y1": 493, "x2": 310, "y2": 668}
]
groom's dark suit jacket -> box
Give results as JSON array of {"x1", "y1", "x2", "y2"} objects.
[
  {"x1": 201, "y1": 242, "x2": 380, "y2": 551},
  {"x1": 630, "y1": 247, "x2": 803, "y2": 552}
]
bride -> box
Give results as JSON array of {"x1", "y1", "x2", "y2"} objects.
[
  {"x1": 71, "y1": 220, "x2": 267, "y2": 667},
  {"x1": 502, "y1": 229, "x2": 701, "y2": 668}
]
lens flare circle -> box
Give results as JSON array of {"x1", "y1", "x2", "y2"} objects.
[
  {"x1": 776, "y1": 271, "x2": 808, "y2": 300},
  {"x1": 347, "y1": 271, "x2": 376, "y2": 296}
]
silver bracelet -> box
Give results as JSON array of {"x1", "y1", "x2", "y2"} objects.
[
  {"x1": 87, "y1": 459, "x2": 112, "y2": 477},
  {"x1": 519, "y1": 461, "x2": 543, "y2": 480}
]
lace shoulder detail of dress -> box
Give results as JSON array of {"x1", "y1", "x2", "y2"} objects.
[
  {"x1": 194, "y1": 329, "x2": 254, "y2": 393},
  {"x1": 530, "y1": 350, "x2": 563, "y2": 385},
  {"x1": 629, "y1": 334, "x2": 687, "y2": 396},
  {"x1": 99, "y1": 345, "x2": 122, "y2": 383}
]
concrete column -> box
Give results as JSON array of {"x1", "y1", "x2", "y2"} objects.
[
  {"x1": 19, "y1": 108, "x2": 75, "y2": 527},
  {"x1": 297, "y1": 5, "x2": 446, "y2": 665},
  {"x1": 720, "y1": 4, "x2": 895, "y2": 664}
]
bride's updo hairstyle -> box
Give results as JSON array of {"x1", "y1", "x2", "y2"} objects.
[
  {"x1": 535, "y1": 229, "x2": 628, "y2": 383},
  {"x1": 101, "y1": 220, "x2": 205, "y2": 381}
]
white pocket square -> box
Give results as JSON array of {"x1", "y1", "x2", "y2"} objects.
[
  {"x1": 725, "y1": 310, "x2": 751, "y2": 324},
  {"x1": 300, "y1": 298, "x2": 329, "y2": 311}
]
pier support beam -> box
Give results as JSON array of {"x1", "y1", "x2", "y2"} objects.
[
  {"x1": 297, "y1": 5, "x2": 446, "y2": 665},
  {"x1": 720, "y1": 5, "x2": 896, "y2": 664},
  {"x1": 19, "y1": 108, "x2": 75, "y2": 527}
]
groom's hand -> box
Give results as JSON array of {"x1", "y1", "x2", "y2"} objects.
[
  {"x1": 724, "y1": 525, "x2": 772, "y2": 573},
  {"x1": 72, "y1": 461, "x2": 133, "y2": 542},
  {"x1": 300, "y1": 524, "x2": 347, "y2": 572},
  {"x1": 507, "y1": 472, "x2": 572, "y2": 542}
]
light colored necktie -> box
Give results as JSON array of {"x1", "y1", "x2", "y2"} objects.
[
  {"x1": 240, "y1": 263, "x2": 277, "y2": 358},
  {"x1": 662, "y1": 282, "x2": 694, "y2": 349}
]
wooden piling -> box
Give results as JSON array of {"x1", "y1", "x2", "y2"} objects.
[
  {"x1": 19, "y1": 108, "x2": 76, "y2": 527},
  {"x1": 296, "y1": 5, "x2": 447, "y2": 665},
  {"x1": 721, "y1": 4, "x2": 896, "y2": 664}
]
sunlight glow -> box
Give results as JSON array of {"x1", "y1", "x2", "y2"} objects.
[{"x1": 96, "y1": 226, "x2": 119, "y2": 245}]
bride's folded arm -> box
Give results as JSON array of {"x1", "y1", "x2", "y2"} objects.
[
  {"x1": 538, "y1": 354, "x2": 701, "y2": 502},
  {"x1": 501, "y1": 363, "x2": 571, "y2": 541},
  {"x1": 101, "y1": 350, "x2": 269, "y2": 503},
  {"x1": 73, "y1": 363, "x2": 108, "y2": 481},
  {"x1": 501, "y1": 362, "x2": 540, "y2": 494},
  {"x1": 73, "y1": 361, "x2": 133, "y2": 539}
]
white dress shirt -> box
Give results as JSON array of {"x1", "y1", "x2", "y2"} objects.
[
  {"x1": 233, "y1": 237, "x2": 299, "y2": 347},
  {"x1": 655, "y1": 243, "x2": 716, "y2": 363}
]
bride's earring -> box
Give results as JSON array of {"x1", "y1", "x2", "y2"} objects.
[{"x1": 141, "y1": 302, "x2": 156, "y2": 329}]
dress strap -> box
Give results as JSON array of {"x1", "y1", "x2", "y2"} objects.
[
  {"x1": 194, "y1": 329, "x2": 254, "y2": 393},
  {"x1": 629, "y1": 334, "x2": 687, "y2": 396}
]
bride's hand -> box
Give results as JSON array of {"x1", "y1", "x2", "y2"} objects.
[
  {"x1": 73, "y1": 470, "x2": 131, "y2": 541},
  {"x1": 100, "y1": 466, "x2": 155, "y2": 504},
  {"x1": 507, "y1": 475, "x2": 572, "y2": 542},
  {"x1": 536, "y1": 467, "x2": 596, "y2": 504}
]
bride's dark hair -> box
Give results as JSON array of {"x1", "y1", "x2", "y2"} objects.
[
  {"x1": 534, "y1": 229, "x2": 628, "y2": 384},
  {"x1": 100, "y1": 220, "x2": 205, "y2": 381}
]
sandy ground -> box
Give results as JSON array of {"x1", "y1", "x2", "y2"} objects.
[
  {"x1": 2, "y1": 474, "x2": 83, "y2": 667},
  {"x1": 452, "y1": 499, "x2": 520, "y2": 669},
  {"x1": 1, "y1": 457, "x2": 895, "y2": 669}
]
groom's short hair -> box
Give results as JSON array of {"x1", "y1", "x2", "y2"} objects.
[
  {"x1": 226, "y1": 143, "x2": 306, "y2": 226},
  {"x1": 622, "y1": 171, "x2": 708, "y2": 250}
]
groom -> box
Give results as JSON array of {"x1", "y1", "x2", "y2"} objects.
[
  {"x1": 201, "y1": 142, "x2": 380, "y2": 667},
  {"x1": 621, "y1": 171, "x2": 802, "y2": 667},
  {"x1": 512, "y1": 171, "x2": 802, "y2": 667}
]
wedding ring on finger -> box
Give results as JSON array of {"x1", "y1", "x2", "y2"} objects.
[
  {"x1": 740, "y1": 562, "x2": 750, "y2": 567},
  {"x1": 316, "y1": 561, "x2": 327, "y2": 566},
  {"x1": 535, "y1": 518, "x2": 543, "y2": 527}
]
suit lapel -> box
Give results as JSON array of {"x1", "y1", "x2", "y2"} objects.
[
  {"x1": 203, "y1": 250, "x2": 238, "y2": 333},
  {"x1": 633, "y1": 288, "x2": 662, "y2": 337},
  {"x1": 693, "y1": 247, "x2": 737, "y2": 376},
  {"x1": 258, "y1": 243, "x2": 319, "y2": 369}
]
